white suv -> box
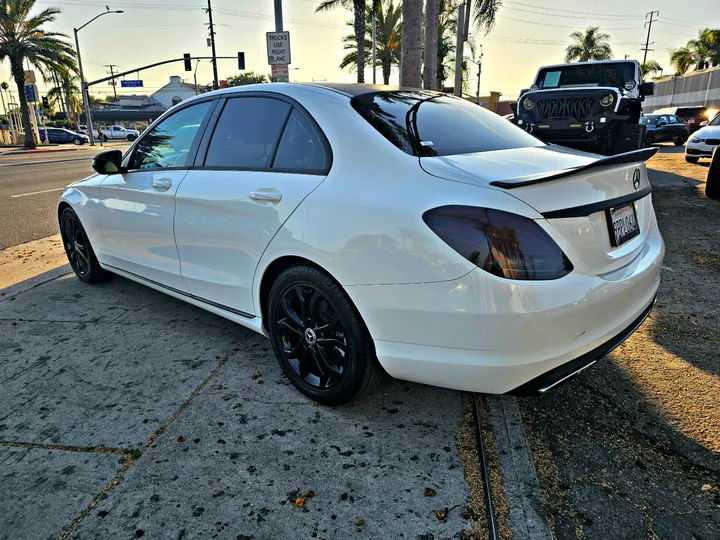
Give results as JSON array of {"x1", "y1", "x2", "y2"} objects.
[{"x1": 685, "y1": 113, "x2": 720, "y2": 163}]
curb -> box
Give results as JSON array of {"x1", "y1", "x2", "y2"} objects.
[{"x1": 4, "y1": 148, "x2": 81, "y2": 155}]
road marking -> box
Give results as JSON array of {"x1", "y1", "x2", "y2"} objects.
[
  {"x1": 11, "y1": 188, "x2": 64, "y2": 198},
  {"x1": 0, "y1": 157, "x2": 90, "y2": 168}
]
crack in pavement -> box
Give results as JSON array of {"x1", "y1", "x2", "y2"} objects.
[{"x1": 57, "y1": 337, "x2": 250, "y2": 540}]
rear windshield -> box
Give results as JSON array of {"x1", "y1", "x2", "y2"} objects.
[
  {"x1": 351, "y1": 91, "x2": 544, "y2": 157},
  {"x1": 640, "y1": 115, "x2": 659, "y2": 125},
  {"x1": 676, "y1": 107, "x2": 706, "y2": 118},
  {"x1": 535, "y1": 62, "x2": 635, "y2": 90}
]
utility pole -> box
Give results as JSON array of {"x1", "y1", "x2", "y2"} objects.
[
  {"x1": 474, "y1": 46, "x2": 484, "y2": 105},
  {"x1": 206, "y1": 0, "x2": 219, "y2": 90},
  {"x1": 104, "y1": 64, "x2": 119, "y2": 100},
  {"x1": 641, "y1": 10, "x2": 658, "y2": 64},
  {"x1": 372, "y1": 11, "x2": 377, "y2": 84},
  {"x1": 454, "y1": 3, "x2": 465, "y2": 97},
  {"x1": 274, "y1": 0, "x2": 283, "y2": 31}
]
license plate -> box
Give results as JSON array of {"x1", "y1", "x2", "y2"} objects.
[{"x1": 607, "y1": 202, "x2": 640, "y2": 247}]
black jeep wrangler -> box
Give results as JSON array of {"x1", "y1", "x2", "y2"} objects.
[{"x1": 511, "y1": 60, "x2": 655, "y2": 155}]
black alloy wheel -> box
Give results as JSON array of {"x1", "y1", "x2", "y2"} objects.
[
  {"x1": 59, "y1": 208, "x2": 113, "y2": 284},
  {"x1": 267, "y1": 266, "x2": 381, "y2": 405},
  {"x1": 127, "y1": 134, "x2": 136, "y2": 141},
  {"x1": 73, "y1": 138, "x2": 83, "y2": 145}
]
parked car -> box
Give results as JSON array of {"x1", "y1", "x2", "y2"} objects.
[
  {"x1": 513, "y1": 59, "x2": 654, "y2": 155},
  {"x1": 57, "y1": 83, "x2": 664, "y2": 404},
  {"x1": 685, "y1": 111, "x2": 720, "y2": 163},
  {"x1": 96, "y1": 125, "x2": 139, "y2": 141},
  {"x1": 78, "y1": 124, "x2": 89, "y2": 135},
  {"x1": 652, "y1": 106, "x2": 708, "y2": 133},
  {"x1": 640, "y1": 114, "x2": 690, "y2": 146},
  {"x1": 39, "y1": 127, "x2": 88, "y2": 145}
]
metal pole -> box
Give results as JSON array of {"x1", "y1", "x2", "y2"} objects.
[
  {"x1": 206, "y1": 0, "x2": 219, "y2": 90},
  {"x1": 274, "y1": 0, "x2": 283, "y2": 31},
  {"x1": 75, "y1": 28, "x2": 96, "y2": 146},
  {"x1": 194, "y1": 60, "x2": 201, "y2": 95},
  {"x1": 476, "y1": 45, "x2": 483, "y2": 105},
  {"x1": 372, "y1": 12, "x2": 377, "y2": 84},
  {"x1": 454, "y1": 3, "x2": 465, "y2": 97},
  {"x1": 0, "y1": 88, "x2": 9, "y2": 144}
]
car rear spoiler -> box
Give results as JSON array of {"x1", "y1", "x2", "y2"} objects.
[{"x1": 489, "y1": 147, "x2": 659, "y2": 189}]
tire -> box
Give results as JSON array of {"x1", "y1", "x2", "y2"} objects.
[
  {"x1": 706, "y1": 147, "x2": 720, "y2": 200},
  {"x1": 127, "y1": 134, "x2": 136, "y2": 141},
  {"x1": 685, "y1": 156, "x2": 699, "y2": 164},
  {"x1": 72, "y1": 138, "x2": 83, "y2": 146},
  {"x1": 674, "y1": 133, "x2": 688, "y2": 146},
  {"x1": 267, "y1": 265, "x2": 382, "y2": 405},
  {"x1": 644, "y1": 133, "x2": 655, "y2": 147},
  {"x1": 102, "y1": 135, "x2": 108, "y2": 142},
  {"x1": 59, "y1": 208, "x2": 113, "y2": 284},
  {"x1": 612, "y1": 124, "x2": 645, "y2": 154}
]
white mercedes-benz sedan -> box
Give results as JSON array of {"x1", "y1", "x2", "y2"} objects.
[{"x1": 57, "y1": 83, "x2": 664, "y2": 404}]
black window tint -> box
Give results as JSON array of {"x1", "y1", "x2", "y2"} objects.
[
  {"x1": 669, "y1": 115, "x2": 678, "y2": 123},
  {"x1": 205, "y1": 97, "x2": 290, "y2": 168},
  {"x1": 131, "y1": 101, "x2": 212, "y2": 169},
  {"x1": 352, "y1": 91, "x2": 544, "y2": 157},
  {"x1": 273, "y1": 109, "x2": 330, "y2": 171}
]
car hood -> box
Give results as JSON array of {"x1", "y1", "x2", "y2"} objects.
[{"x1": 692, "y1": 125, "x2": 720, "y2": 139}]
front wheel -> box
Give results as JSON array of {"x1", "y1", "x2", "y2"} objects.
[
  {"x1": 59, "y1": 208, "x2": 113, "y2": 284},
  {"x1": 613, "y1": 124, "x2": 645, "y2": 154},
  {"x1": 644, "y1": 133, "x2": 655, "y2": 147},
  {"x1": 685, "y1": 156, "x2": 700, "y2": 164},
  {"x1": 72, "y1": 138, "x2": 83, "y2": 146},
  {"x1": 267, "y1": 266, "x2": 382, "y2": 405},
  {"x1": 674, "y1": 133, "x2": 688, "y2": 146},
  {"x1": 127, "y1": 134, "x2": 136, "y2": 141},
  {"x1": 102, "y1": 135, "x2": 108, "y2": 142}
]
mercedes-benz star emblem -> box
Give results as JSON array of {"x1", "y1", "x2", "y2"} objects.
[
  {"x1": 632, "y1": 169, "x2": 641, "y2": 190},
  {"x1": 304, "y1": 328, "x2": 317, "y2": 346}
]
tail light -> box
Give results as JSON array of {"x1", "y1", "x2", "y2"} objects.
[{"x1": 423, "y1": 205, "x2": 573, "y2": 280}]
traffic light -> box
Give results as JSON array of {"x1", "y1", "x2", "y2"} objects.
[
  {"x1": 183, "y1": 53, "x2": 192, "y2": 71},
  {"x1": 42, "y1": 96, "x2": 49, "y2": 108},
  {"x1": 238, "y1": 52, "x2": 245, "y2": 71}
]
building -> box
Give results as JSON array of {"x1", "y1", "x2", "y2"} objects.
[
  {"x1": 643, "y1": 65, "x2": 720, "y2": 113},
  {"x1": 79, "y1": 95, "x2": 167, "y2": 132},
  {"x1": 151, "y1": 76, "x2": 199, "y2": 108}
]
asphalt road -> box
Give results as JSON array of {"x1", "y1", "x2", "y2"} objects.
[{"x1": 0, "y1": 144, "x2": 129, "y2": 249}]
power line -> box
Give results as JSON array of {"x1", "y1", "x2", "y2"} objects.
[
  {"x1": 503, "y1": 1, "x2": 646, "y2": 18},
  {"x1": 504, "y1": 5, "x2": 645, "y2": 21},
  {"x1": 497, "y1": 15, "x2": 640, "y2": 31}
]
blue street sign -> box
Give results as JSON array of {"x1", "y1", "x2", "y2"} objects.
[
  {"x1": 121, "y1": 80, "x2": 143, "y2": 88},
  {"x1": 24, "y1": 84, "x2": 38, "y2": 102}
]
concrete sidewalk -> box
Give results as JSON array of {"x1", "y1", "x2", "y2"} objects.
[{"x1": 0, "y1": 239, "x2": 477, "y2": 539}]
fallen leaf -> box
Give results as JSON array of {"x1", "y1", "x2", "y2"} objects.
[
  {"x1": 176, "y1": 436, "x2": 185, "y2": 443},
  {"x1": 436, "y1": 508, "x2": 448, "y2": 521},
  {"x1": 701, "y1": 484, "x2": 712, "y2": 491},
  {"x1": 304, "y1": 490, "x2": 316, "y2": 498},
  {"x1": 295, "y1": 497, "x2": 305, "y2": 507},
  {"x1": 355, "y1": 519, "x2": 364, "y2": 526},
  {"x1": 424, "y1": 488, "x2": 436, "y2": 497},
  {"x1": 252, "y1": 372, "x2": 261, "y2": 380},
  {"x1": 11, "y1": 322, "x2": 17, "y2": 326}
]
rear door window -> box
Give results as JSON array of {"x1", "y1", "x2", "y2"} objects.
[
  {"x1": 204, "y1": 97, "x2": 290, "y2": 169},
  {"x1": 352, "y1": 91, "x2": 544, "y2": 157},
  {"x1": 272, "y1": 109, "x2": 331, "y2": 172}
]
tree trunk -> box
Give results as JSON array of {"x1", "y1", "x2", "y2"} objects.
[
  {"x1": 354, "y1": 0, "x2": 366, "y2": 83},
  {"x1": 10, "y1": 56, "x2": 35, "y2": 149},
  {"x1": 423, "y1": 0, "x2": 438, "y2": 90},
  {"x1": 382, "y1": 51, "x2": 392, "y2": 84},
  {"x1": 401, "y1": 0, "x2": 424, "y2": 88}
]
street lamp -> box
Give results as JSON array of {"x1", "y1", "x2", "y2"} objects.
[
  {"x1": 465, "y1": 45, "x2": 484, "y2": 106},
  {"x1": 74, "y1": 8, "x2": 123, "y2": 146}
]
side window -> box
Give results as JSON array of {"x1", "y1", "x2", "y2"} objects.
[
  {"x1": 204, "y1": 97, "x2": 290, "y2": 169},
  {"x1": 659, "y1": 115, "x2": 668, "y2": 125},
  {"x1": 273, "y1": 109, "x2": 330, "y2": 172},
  {"x1": 130, "y1": 101, "x2": 212, "y2": 170},
  {"x1": 669, "y1": 115, "x2": 679, "y2": 124}
]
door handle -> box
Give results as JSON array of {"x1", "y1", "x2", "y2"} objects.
[
  {"x1": 151, "y1": 178, "x2": 172, "y2": 190},
  {"x1": 249, "y1": 189, "x2": 282, "y2": 204}
]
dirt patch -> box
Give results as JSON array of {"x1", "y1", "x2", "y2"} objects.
[{"x1": 456, "y1": 393, "x2": 488, "y2": 538}]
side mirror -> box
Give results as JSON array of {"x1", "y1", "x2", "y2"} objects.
[
  {"x1": 657, "y1": 120, "x2": 667, "y2": 127},
  {"x1": 92, "y1": 149, "x2": 123, "y2": 175},
  {"x1": 700, "y1": 121, "x2": 709, "y2": 127},
  {"x1": 519, "y1": 88, "x2": 530, "y2": 97},
  {"x1": 639, "y1": 81, "x2": 654, "y2": 96}
]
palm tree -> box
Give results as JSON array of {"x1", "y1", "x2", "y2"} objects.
[
  {"x1": 48, "y1": 73, "x2": 82, "y2": 127},
  {"x1": 687, "y1": 28, "x2": 720, "y2": 69},
  {"x1": 401, "y1": 0, "x2": 423, "y2": 87},
  {"x1": 0, "y1": 0, "x2": 77, "y2": 149},
  {"x1": 564, "y1": 26, "x2": 613, "y2": 63},
  {"x1": 317, "y1": 0, "x2": 371, "y2": 83},
  {"x1": 423, "y1": 0, "x2": 438, "y2": 90},
  {"x1": 670, "y1": 47, "x2": 694, "y2": 75},
  {"x1": 472, "y1": 0, "x2": 502, "y2": 33},
  {"x1": 340, "y1": 1, "x2": 401, "y2": 85},
  {"x1": 641, "y1": 60, "x2": 662, "y2": 78}
]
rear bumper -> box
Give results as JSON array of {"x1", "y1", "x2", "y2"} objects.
[
  {"x1": 344, "y1": 223, "x2": 664, "y2": 394},
  {"x1": 507, "y1": 295, "x2": 655, "y2": 395}
]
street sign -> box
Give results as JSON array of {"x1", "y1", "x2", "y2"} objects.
[
  {"x1": 121, "y1": 80, "x2": 143, "y2": 88},
  {"x1": 24, "y1": 84, "x2": 38, "y2": 103},
  {"x1": 24, "y1": 70, "x2": 36, "y2": 84},
  {"x1": 271, "y1": 64, "x2": 289, "y2": 83},
  {"x1": 266, "y1": 31, "x2": 291, "y2": 65}
]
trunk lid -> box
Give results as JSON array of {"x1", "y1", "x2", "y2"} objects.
[{"x1": 420, "y1": 145, "x2": 657, "y2": 275}]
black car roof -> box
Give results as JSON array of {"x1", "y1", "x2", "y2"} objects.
[{"x1": 304, "y1": 82, "x2": 426, "y2": 97}]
